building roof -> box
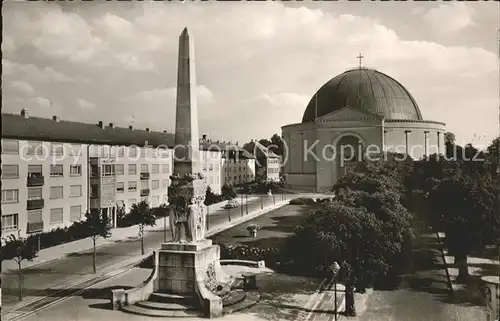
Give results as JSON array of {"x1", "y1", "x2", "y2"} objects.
[
  {"x1": 199, "y1": 139, "x2": 255, "y2": 159},
  {"x1": 2, "y1": 112, "x2": 175, "y2": 147},
  {"x1": 251, "y1": 141, "x2": 281, "y2": 159},
  {"x1": 302, "y1": 68, "x2": 423, "y2": 123}
]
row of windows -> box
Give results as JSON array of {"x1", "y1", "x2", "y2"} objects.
[
  {"x1": 1, "y1": 163, "x2": 171, "y2": 179},
  {"x1": 268, "y1": 168, "x2": 280, "y2": 174},
  {"x1": 1, "y1": 140, "x2": 83, "y2": 156},
  {"x1": 115, "y1": 179, "x2": 169, "y2": 193},
  {"x1": 1, "y1": 140, "x2": 171, "y2": 159},
  {"x1": 2, "y1": 186, "x2": 82, "y2": 203},
  {"x1": 119, "y1": 194, "x2": 168, "y2": 209},
  {"x1": 202, "y1": 164, "x2": 219, "y2": 172},
  {"x1": 115, "y1": 164, "x2": 169, "y2": 175},
  {"x1": 19, "y1": 186, "x2": 82, "y2": 200},
  {"x1": 225, "y1": 166, "x2": 251, "y2": 173},
  {"x1": 1, "y1": 205, "x2": 83, "y2": 231},
  {"x1": 203, "y1": 176, "x2": 220, "y2": 185},
  {"x1": 1, "y1": 164, "x2": 82, "y2": 179}
]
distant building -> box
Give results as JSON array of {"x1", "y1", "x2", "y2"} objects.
[
  {"x1": 199, "y1": 135, "x2": 255, "y2": 188},
  {"x1": 243, "y1": 140, "x2": 281, "y2": 182},
  {"x1": 221, "y1": 146, "x2": 256, "y2": 186}
]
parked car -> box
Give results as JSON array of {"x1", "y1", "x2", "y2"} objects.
[{"x1": 222, "y1": 200, "x2": 239, "y2": 209}]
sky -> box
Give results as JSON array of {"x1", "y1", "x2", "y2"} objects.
[{"x1": 2, "y1": 1, "x2": 499, "y2": 148}]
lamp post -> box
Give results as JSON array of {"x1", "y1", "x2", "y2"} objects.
[
  {"x1": 331, "y1": 261, "x2": 341, "y2": 321},
  {"x1": 163, "y1": 215, "x2": 167, "y2": 243},
  {"x1": 245, "y1": 193, "x2": 248, "y2": 214},
  {"x1": 241, "y1": 193, "x2": 244, "y2": 217}
]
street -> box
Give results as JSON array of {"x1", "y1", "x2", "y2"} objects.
[{"x1": 1, "y1": 196, "x2": 281, "y2": 311}]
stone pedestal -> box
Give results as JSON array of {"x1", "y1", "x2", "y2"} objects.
[
  {"x1": 157, "y1": 239, "x2": 224, "y2": 317},
  {"x1": 158, "y1": 239, "x2": 214, "y2": 294}
]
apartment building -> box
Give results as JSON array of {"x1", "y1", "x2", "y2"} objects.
[
  {"x1": 1, "y1": 138, "x2": 88, "y2": 238},
  {"x1": 1, "y1": 111, "x2": 230, "y2": 238},
  {"x1": 221, "y1": 147, "x2": 256, "y2": 186},
  {"x1": 242, "y1": 140, "x2": 282, "y2": 182},
  {"x1": 1, "y1": 111, "x2": 175, "y2": 238}
]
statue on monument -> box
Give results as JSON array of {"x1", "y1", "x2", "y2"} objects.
[
  {"x1": 168, "y1": 193, "x2": 206, "y2": 243},
  {"x1": 168, "y1": 197, "x2": 189, "y2": 242}
]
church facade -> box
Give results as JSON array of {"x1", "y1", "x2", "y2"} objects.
[{"x1": 281, "y1": 68, "x2": 446, "y2": 192}]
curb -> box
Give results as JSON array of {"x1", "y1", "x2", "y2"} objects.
[{"x1": 434, "y1": 231, "x2": 455, "y2": 295}]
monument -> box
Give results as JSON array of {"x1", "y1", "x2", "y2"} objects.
[
  {"x1": 159, "y1": 27, "x2": 226, "y2": 317},
  {"x1": 114, "y1": 28, "x2": 231, "y2": 318}
]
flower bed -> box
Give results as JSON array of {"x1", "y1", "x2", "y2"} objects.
[{"x1": 219, "y1": 244, "x2": 281, "y2": 268}]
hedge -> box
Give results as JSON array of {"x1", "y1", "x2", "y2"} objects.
[{"x1": 289, "y1": 197, "x2": 316, "y2": 205}]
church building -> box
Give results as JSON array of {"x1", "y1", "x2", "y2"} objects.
[{"x1": 281, "y1": 65, "x2": 446, "y2": 192}]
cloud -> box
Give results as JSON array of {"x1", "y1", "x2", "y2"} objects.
[
  {"x1": 134, "y1": 85, "x2": 214, "y2": 104},
  {"x1": 11, "y1": 80, "x2": 34, "y2": 94},
  {"x1": 3, "y1": 59, "x2": 74, "y2": 83},
  {"x1": 1, "y1": 2, "x2": 497, "y2": 146},
  {"x1": 30, "y1": 97, "x2": 52, "y2": 109},
  {"x1": 423, "y1": 3, "x2": 475, "y2": 34},
  {"x1": 76, "y1": 98, "x2": 96, "y2": 109},
  {"x1": 256, "y1": 93, "x2": 310, "y2": 109}
]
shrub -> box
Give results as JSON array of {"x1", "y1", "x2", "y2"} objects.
[
  {"x1": 289, "y1": 197, "x2": 315, "y2": 205},
  {"x1": 218, "y1": 244, "x2": 281, "y2": 268},
  {"x1": 205, "y1": 186, "x2": 224, "y2": 205}
]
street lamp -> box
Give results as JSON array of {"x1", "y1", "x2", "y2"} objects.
[{"x1": 330, "y1": 261, "x2": 341, "y2": 321}]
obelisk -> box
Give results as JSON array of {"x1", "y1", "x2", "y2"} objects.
[
  {"x1": 174, "y1": 27, "x2": 201, "y2": 176},
  {"x1": 168, "y1": 27, "x2": 207, "y2": 243}
]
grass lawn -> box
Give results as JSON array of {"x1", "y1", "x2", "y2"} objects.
[{"x1": 210, "y1": 204, "x2": 317, "y2": 249}]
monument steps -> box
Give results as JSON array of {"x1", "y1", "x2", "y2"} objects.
[
  {"x1": 149, "y1": 292, "x2": 197, "y2": 304},
  {"x1": 120, "y1": 304, "x2": 204, "y2": 318},
  {"x1": 136, "y1": 300, "x2": 197, "y2": 311},
  {"x1": 222, "y1": 292, "x2": 261, "y2": 315}
]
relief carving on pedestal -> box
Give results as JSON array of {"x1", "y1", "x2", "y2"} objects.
[{"x1": 205, "y1": 262, "x2": 231, "y2": 297}]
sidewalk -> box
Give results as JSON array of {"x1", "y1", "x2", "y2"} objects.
[{"x1": 1, "y1": 197, "x2": 259, "y2": 273}]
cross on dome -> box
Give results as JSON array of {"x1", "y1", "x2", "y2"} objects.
[{"x1": 357, "y1": 53, "x2": 364, "y2": 69}]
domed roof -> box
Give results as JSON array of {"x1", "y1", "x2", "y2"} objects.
[{"x1": 302, "y1": 68, "x2": 423, "y2": 123}]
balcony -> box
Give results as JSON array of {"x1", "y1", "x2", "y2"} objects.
[
  {"x1": 27, "y1": 199, "x2": 44, "y2": 210},
  {"x1": 27, "y1": 175, "x2": 45, "y2": 187},
  {"x1": 140, "y1": 188, "x2": 150, "y2": 197},
  {"x1": 140, "y1": 172, "x2": 150, "y2": 180},
  {"x1": 27, "y1": 221, "x2": 44, "y2": 234}
]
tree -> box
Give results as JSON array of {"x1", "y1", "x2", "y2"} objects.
[
  {"x1": 486, "y1": 136, "x2": 500, "y2": 173},
  {"x1": 129, "y1": 200, "x2": 156, "y2": 255},
  {"x1": 428, "y1": 174, "x2": 498, "y2": 282},
  {"x1": 82, "y1": 209, "x2": 112, "y2": 273},
  {"x1": 153, "y1": 203, "x2": 170, "y2": 243},
  {"x1": 287, "y1": 199, "x2": 407, "y2": 316},
  {"x1": 258, "y1": 138, "x2": 272, "y2": 148},
  {"x1": 221, "y1": 184, "x2": 237, "y2": 201},
  {"x1": 255, "y1": 167, "x2": 266, "y2": 183},
  {"x1": 205, "y1": 186, "x2": 223, "y2": 205},
  {"x1": 444, "y1": 132, "x2": 456, "y2": 145},
  {"x1": 269, "y1": 133, "x2": 285, "y2": 157},
  {"x1": 1, "y1": 234, "x2": 38, "y2": 300}
]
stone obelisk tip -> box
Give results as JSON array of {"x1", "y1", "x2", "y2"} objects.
[{"x1": 181, "y1": 27, "x2": 189, "y2": 36}]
